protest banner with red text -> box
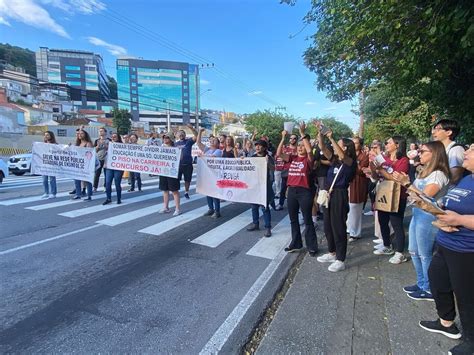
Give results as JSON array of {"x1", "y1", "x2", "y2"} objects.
[
  {"x1": 31, "y1": 142, "x2": 96, "y2": 183},
  {"x1": 106, "y1": 143, "x2": 181, "y2": 178},
  {"x1": 196, "y1": 156, "x2": 267, "y2": 205}
]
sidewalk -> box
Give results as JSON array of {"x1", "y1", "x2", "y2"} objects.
[{"x1": 257, "y1": 214, "x2": 459, "y2": 354}]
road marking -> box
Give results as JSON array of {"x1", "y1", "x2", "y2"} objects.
[
  {"x1": 25, "y1": 184, "x2": 157, "y2": 211},
  {"x1": 199, "y1": 247, "x2": 289, "y2": 354},
  {"x1": 246, "y1": 215, "x2": 291, "y2": 260},
  {"x1": 0, "y1": 225, "x2": 100, "y2": 256},
  {"x1": 191, "y1": 210, "x2": 250, "y2": 248},
  {"x1": 96, "y1": 188, "x2": 201, "y2": 226},
  {"x1": 138, "y1": 202, "x2": 231, "y2": 236}
]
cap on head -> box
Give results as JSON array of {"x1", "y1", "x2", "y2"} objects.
[{"x1": 255, "y1": 139, "x2": 268, "y2": 148}]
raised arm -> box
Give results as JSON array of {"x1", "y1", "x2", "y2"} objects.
[
  {"x1": 276, "y1": 130, "x2": 289, "y2": 161},
  {"x1": 187, "y1": 124, "x2": 198, "y2": 142},
  {"x1": 299, "y1": 122, "x2": 313, "y2": 160},
  {"x1": 327, "y1": 131, "x2": 353, "y2": 166},
  {"x1": 315, "y1": 122, "x2": 333, "y2": 161},
  {"x1": 196, "y1": 128, "x2": 206, "y2": 151}
]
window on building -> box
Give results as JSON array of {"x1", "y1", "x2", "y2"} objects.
[
  {"x1": 183, "y1": 77, "x2": 188, "y2": 82},
  {"x1": 131, "y1": 82, "x2": 137, "y2": 87},
  {"x1": 66, "y1": 73, "x2": 81, "y2": 78},
  {"x1": 132, "y1": 105, "x2": 138, "y2": 110},
  {"x1": 184, "y1": 92, "x2": 188, "y2": 97},
  {"x1": 65, "y1": 65, "x2": 81, "y2": 71},
  {"x1": 66, "y1": 81, "x2": 81, "y2": 86},
  {"x1": 131, "y1": 90, "x2": 137, "y2": 94},
  {"x1": 132, "y1": 97, "x2": 137, "y2": 102},
  {"x1": 56, "y1": 129, "x2": 67, "y2": 137},
  {"x1": 132, "y1": 67, "x2": 136, "y2": 72},
  {"x1": 48, "y1": 64, "x2": 60, "y2": 69},
  {"x1": 131, "y1": 74, "x2": 136, "y2": 79},
  {"x1": 183, "y1": 85, "x2": 188, "y2": 90},
  {"x1": 53, "y1": 108, "x2": 60, "y2": 113}
]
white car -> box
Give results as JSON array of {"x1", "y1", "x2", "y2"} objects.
[
  {"x1": 8, "y1": 153, "x2": 32, "y2": 176},
  {"x1": 0, "y1": 159, "x2": 8, "y2": 183}
]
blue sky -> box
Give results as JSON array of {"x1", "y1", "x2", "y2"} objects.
[{"x1": 0, "y1": 0, "x2": 359, "y2": 129}]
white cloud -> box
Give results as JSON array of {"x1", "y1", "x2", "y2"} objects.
[
  {"x1": 305, "y1": 101, "x2": 317, "y2": 105},
  {"x1": 0, "y1": 0, "x2": 70, "y2": 38},
  {"x1": 40, "y1": 0, "x2": 105, "y2": 14},
  {"x1": 248, "y1": 90, "x2": 263, "y2": 96},
  {"x1": 87, "y1": 36, "x2": 127, "y2": 56},
  {"x1": 0, "y1": 15, "x2": 11, "y2": 26},
  {"x1": 323, "y1": 106, "x2": 337, "y2": 111},
  {"x1": 200, "y1": 79, "x2": 210, "y2": 85}
]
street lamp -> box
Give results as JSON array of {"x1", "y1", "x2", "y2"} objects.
[{"x1": 195, "y1": 88, "x2": 212, "y2": 129}]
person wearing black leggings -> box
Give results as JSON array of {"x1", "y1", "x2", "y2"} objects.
[
  {"x1": 314, "y1": 122, "x2": 356, "y2": 272},
  {"x1": 277, "y1": 123, "x2": 318, "y2": 257}
]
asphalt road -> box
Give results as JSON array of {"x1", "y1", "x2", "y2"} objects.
[{"x1": 0, "y1": 174, "x2": 298, "y2": 353}]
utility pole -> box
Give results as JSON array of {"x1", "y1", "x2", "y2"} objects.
[
  {"x1": 166, "y1": 101, "x2": 171, "y2": 132},
  {"x1": 359, "y1": 88, "x2": 365, "y2": 138},
  {"x1": 195, "y1": 66, "x2": 200, "y2": 130}
]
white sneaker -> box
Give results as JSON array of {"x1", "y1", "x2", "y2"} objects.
[
  {"x1": 389, "y1": 252, "x2": 408, "y2": 264},
  {"x1": 374, "y1": 247, "x2": 395, "y2": 255},
  {"x1": 373, "y1": 239, "x2": 383, "y2": 244},
  {"x1": 159, "y1": 208, "x2": 171, "y2": 214},
  {"x1": 48, "y1": 194, "x2": 56, "y2": 199},
  {"x1": 374, "y1": 243, "x2": 385, "y2": 250},
  {"x1": 328, "y1": 260, "x2": 346, "y2": 272},
  {"x1": 41, "y1": 193, "x2": 49, "y2": 199},
  {"x1": 364, "y1": 210, "x2": 374, "y2": 216},
  {"x1": 317, "y1": 253, "x2": 337, "y2": 263},
  {"x1": 173, "y1": 209, "x2": 181, "y2": 216}
]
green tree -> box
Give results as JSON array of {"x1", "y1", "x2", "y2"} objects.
[
  {"x1": 244, "y1": 109, "x2": 297, "y2": 143},
  {"x1": 112, "y1": 108, "x2": 132, "y2": 135},
  {"x1": 283, "y1": 0, "x2": 474, "y2": 141},
  {"x1": 0, "y1": 43, "x2": 36, "y2": 76},
  {"x1": 306, "y1": 116, "x2": 354, "y2": 140},
  {"x1": 107, "y1": 75, "x2": 118, "y2": 100}
]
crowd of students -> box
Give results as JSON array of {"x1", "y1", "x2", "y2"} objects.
[{"x1": 38, "y1": 118, "x2": 473, "y2": 354}]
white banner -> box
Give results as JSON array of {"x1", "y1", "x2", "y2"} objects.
[
  {"x1": 31, "y1": 142, "x2": 96, "y2": 183},
  {"x1": 196, "y1": 157, "x2": 267, "y2": 205},
  {"x1": 106, "y1": 142, "x2": 181, "y2": 178}
]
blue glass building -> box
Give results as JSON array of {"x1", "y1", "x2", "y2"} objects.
[{"x1": 116, "y1": 58, "x2": 199, "y2": 129}]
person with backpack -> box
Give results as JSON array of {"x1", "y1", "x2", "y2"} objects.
[{"x1": 431, "y1": 119, "x2": 466, "y2": 185}]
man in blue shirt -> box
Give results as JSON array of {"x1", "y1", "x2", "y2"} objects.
[{"x1": 175, "y1": 124, "x2": 198, "y2": 199}]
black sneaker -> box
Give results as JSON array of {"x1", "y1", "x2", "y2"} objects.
[
  {"x1": 69, "y1": 189, "x2": 76, "y2": 195},
  {"x1": 407, "y1": 290, "x2": 434, "y2": 301},
  {"x1": 102, "y1": 199, "x2": 112, "y2": 205},
  {"x1": 203, "y1": 209, "x2": 214, "y2": 217},
  {"x1": 308, "y1": 250, "x2": 318, "y2": 257},
  {"x1": 449, "y1": 341, "x2": 474, "y2": 355},
  {"x1": 184, "y1": 192, "x2": 190, "y2": 199},
  {"x1": 264, "y1": 228, "x2": 272, "y2": 237},
  {"x1": 211, "y1": 211, "x2": 221, "y2": 219},
  {"x1": 419, "y1": 319, "x2": 461, "y2": 339},
  {"x1": 284, "y1": 246, "x2": 302, "y2": 253},
  {"x1": 72, "y1": 196, "x2": 81, "y2": 200},
  {"x1": 403, "y1": 284, "x2": 421, "y2": 293},
  {"x1": 247, "y1": 224, "x2": 259, "y2": 231}
]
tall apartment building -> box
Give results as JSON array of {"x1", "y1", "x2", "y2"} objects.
[
  {"x1": 36, "y1": 47, "x2": 113, "y2": 111},
  {"x1": 116, "y1": 57, "x2": 200, "y2": 129}
]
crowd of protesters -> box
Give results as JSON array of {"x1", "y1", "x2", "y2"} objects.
[{"x1": 37, "y1": 118, "x2": 473, "y2": 354}]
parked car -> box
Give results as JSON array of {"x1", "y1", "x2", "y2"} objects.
[
  {"x1": 0, "y1": 159, "x2": 8, "y2": 183},
  {"x1": 8, "y1": 153, "x2": 32, "y2": 176}
]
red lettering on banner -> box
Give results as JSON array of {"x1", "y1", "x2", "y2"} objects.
[{"x1": 216, "y1": 180, "x2": 248, "y2": 189}]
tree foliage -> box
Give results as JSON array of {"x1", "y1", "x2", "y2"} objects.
[
  {"x1": 0, "y1": 43, "x2": 36, "y2": 76},
  {"x1": 306, "y1": 116, "x2": 354, "y2": 140},
  {"x1": 111, "y1": 108, "x2": 132, "y2": 135},
  {"x1": 244, "y1": 109, "x2": 297, "y2": 144},
  {"x1": 283, "y1": 0, "x2": 473, "y2": 142}
]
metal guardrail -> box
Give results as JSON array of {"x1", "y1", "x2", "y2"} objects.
[{"x1": 0, "y1": 147, "x2": 31, "y2": 156}]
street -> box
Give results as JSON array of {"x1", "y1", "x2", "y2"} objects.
[{"x1": 0, "y1": 173, "x2": 297, "y2": 353}]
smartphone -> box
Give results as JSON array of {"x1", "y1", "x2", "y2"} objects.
[{"x1": 320, "y1": 125, "x2": 330, "y2": 135}]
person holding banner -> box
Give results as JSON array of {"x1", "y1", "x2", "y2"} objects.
[
  {"x1": 159, "y1": 132, "x2": 182, "y2": 216},
  {"x1": 102, "y1": 133, "x2": 124, "y2": 205},
  {"x1": 41, "y1": 131, "x2": 58, "y2": 199},
  {"x1": 175, "y1": 124, "x2": 198, "y2": 200},
  {"x1": 315, "y1": 122, "x2": 357, "y2": 272},
  {"x1": 72, "y1": 129, "x2": 93, "y2": 201},
  {"x1": 128, "y1": 134, "x2": 142, "y2": 192},
  {"x1": 370, "y1": 136, "x2": 410, "y2": 264},
  {"x1": 246, "y1": 139, "x2": 275, "y2": 237},
  {"x1": 222, "y1": 136, "x2": 238, "y2": 158},
  {"x1": 277, "y1": 123, "x2": 318, "y2": 257},
  {"x1": 93, "y1": 127, "x2": 110, "y2": 193},
  {"x1": 197, "y1": 128, "x2": 223, "y2": 218}
]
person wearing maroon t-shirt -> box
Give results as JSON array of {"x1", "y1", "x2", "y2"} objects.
[
  {"x1": 370, "y1": 136, "x2": 410, "y2": 264},
  {"x1": 274, "y1": 134, "x2": 298, "y2": 210},
  {"x1": 276, "y1": 123, "x2": 318, "y2": 256},
  {"x1": 315, "y1": 122, "x2": 357, "y2": 272}
]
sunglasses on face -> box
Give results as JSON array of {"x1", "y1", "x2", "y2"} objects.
[{"x1": 419, "y1": 149, "x2": 431, "y2": 154}]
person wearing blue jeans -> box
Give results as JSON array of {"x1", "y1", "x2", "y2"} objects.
[
  {"x1": 128, "y1": 172, "x2": 142, "y2": 192},
  {"x1": 408, "y1": 208, "x2": 437, "y2": 292},
  {"x1": 73, "y1": 180, "x2": 92, "y2": 200},
  {"x1": 42, "y1": 175, "x2": 57, "y2": 198},
  {"x1": 205, "y1": 197, "x2": 221, "y2": 218},
  {"x1": 103, "y1": 169, "x2": 123, "y2": 205},
  {"x1": 393, "y1": 141, "x2": 450, "y2": 301}
]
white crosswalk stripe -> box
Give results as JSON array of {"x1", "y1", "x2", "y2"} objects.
[
  {"x1": 96, "y1": 191, "x2": 203, "y2": 226},
  {"x1": 191, "y1": 210, "x2": 250, "y2": 248},
  {"x1": 246, "y1": 215, "x2": 291, "y2": 260},
  {"x1": 138, "y1": 202, "x2": 232, "y2": 236}
]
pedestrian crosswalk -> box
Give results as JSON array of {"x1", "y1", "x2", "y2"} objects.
[{"x1": 0, "y1": 176, "x2": 294, "y2": 260}]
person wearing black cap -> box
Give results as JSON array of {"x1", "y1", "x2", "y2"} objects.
[
  {"x1": 247, "y1": 139, "x2": 275, "y2": 237},
  {"x1": 276, "y1": 123, "x2": 318, "y2": 256}
]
